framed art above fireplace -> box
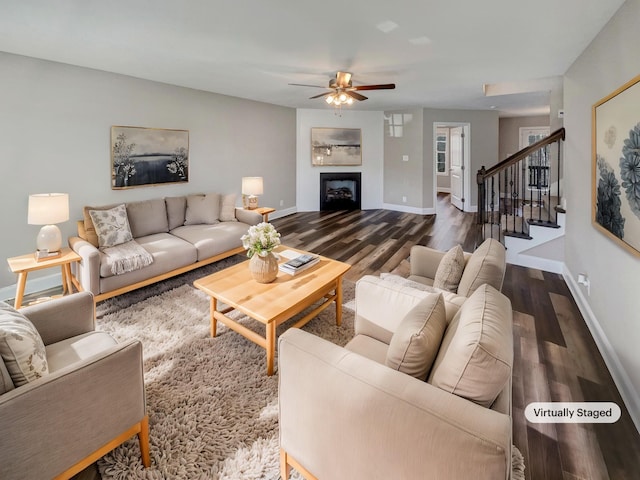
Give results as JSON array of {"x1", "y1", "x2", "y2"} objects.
[{"x1": 311, "y1": 127, "x2": 361, "y2": 166}]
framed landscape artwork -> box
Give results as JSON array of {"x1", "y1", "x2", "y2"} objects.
[
  {"x1": 111, "y1": 126, "x2": 189, "y2": 189},
  {"x1": 592, "y1": 73, "x2": 640, "y2": 256},
  {"x1": 311, "y1": 127, "x2": 362, "y2": 166}
]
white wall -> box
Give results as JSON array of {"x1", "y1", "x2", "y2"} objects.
[
  {"x1": 564, "y1": 0, "x2": 640, "y2": 428},
  {"x1": 296, "y1": 109, "x2": 384, "y2": 211},
  {"x1": 0, "y1": 52, "x2": 296, "y2": 295}
]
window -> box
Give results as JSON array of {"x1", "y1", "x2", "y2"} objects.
[{"x1": 436, "y1": 128, "x2": 449, "y2": 175}]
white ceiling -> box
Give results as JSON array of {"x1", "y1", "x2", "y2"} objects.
[{"x1": 0, "y1": 0, "x2": 625, "y2": 117}]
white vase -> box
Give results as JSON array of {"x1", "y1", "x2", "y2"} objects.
[{"x1": 249, "y1": 252, "x2": 278, "y2": 283}]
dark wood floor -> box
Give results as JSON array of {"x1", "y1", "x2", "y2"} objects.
[{"x1": 272, "y1": 193, "x2": 640, "y2": 480}]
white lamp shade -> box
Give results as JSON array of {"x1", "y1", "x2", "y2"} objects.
[
  {"x1": 28, "y1": 193, "x2": 69, "y2": 225},
  {"x1": 241, "y1": 177, "x2": 264, "y2": 196}
]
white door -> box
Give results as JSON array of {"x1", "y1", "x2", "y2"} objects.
[{"x1": 450, "y1": 126, "x2": 465, "y2": 210}]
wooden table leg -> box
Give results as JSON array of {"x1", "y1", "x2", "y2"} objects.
[
  {"x1": 210, "y1": 297, "x2": 217, "y2": 337},
  {"x1": 14, "y1": 272, "x2": 27, "y2": 309},
  {"x1": 335, "y1": 276, "x2": 343, "y2": 326},
  {"x1": 61, "y1": 264, "x2": 73, "y2": 294},
  {"x1": 266, "y1": 321, "x2": 276, "y2": 376}
]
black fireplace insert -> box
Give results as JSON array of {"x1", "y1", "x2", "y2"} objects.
[{"x1": 320, "y1": 172, "x2": 361, "y2": 210}]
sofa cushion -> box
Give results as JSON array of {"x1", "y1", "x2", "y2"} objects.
[
  {"x1": 385, "y1": 293, "x2": 446, "y2": 380},
  {"x1": 165, "y1": 196, "x2": 187, "y2": 230},
  {"x1": 82, "y1": 203, "x2": 119, "y2": 247},
  {"x1": 457, "y1": 238, "x2": 506, "y2": 297},
  {"x1": 345, "y1": 334, "x2": 389, "y2": 365},
  {"x1": 46, "y1": 331, "x2": 117, "y2": 372},
  {"x1": 126, "y1": 198, "x2": 169, "y2": 238},
  {"x1": 184, "y1": 193, "x2": 220, "y2": 225},
  {"x1": 171, "y1": 222, "x2": 247, "y2": 261},
  {"x1": 89, "y1": 204, "x2": 134, "y2": 248},
  {"x1": 432, "y1": 244, "x2": 465, "y2": 292},
  {"x1": 98, "y1": 232, "x2": 196, "y2": 279},
  {"x1": 379, "y1": 273, "x2": 439, "y2": 292},
  {"x1": 219, "y1": 194, "x2": 238, "y2": 222},
  {"x1": 0, "y1": 302, "x2": 49, "y2": 387},
  {"x1": 428, "y1": 284, "x2": 513, "y2": 407}
]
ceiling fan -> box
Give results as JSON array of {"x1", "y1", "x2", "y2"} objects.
[{"x1": 289, "y1": 71, "x2": 395, "y2": 106}]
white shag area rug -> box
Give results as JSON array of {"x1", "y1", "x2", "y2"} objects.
[{"x1": 93, "y1": 257, "x2": 525, "y2": 479}]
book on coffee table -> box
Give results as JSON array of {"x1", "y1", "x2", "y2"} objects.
[{"x1": 279, "y1": 253, "x2": 320, "y2": 275}]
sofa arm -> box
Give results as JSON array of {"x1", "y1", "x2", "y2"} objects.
[
  {"x1": 0, "y1": 339, "x2": 146, "y2": 479},
  {"x1": 69, "y1": 236, "x2": 101, "y2": 296},
  {"x1": 279, "y1": 329, "x2": 511, "y2": 480},
  {"x1": 20, "y1": 292, "x2": 95, "y2": 345},
  {"x1": 235, "y1": 207, "x2": 262, "y2": 226}
]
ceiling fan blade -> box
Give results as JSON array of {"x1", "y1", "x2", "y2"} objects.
[
  {"x1": 309, "y1": 92, "x2": 332, "y2": 99},
  {"x1": 289, "y1": 83, "x2": 328, "y2": 88},
  {"x1": 347, "y1": 91, "x2": 368, "y2": 101},
  {"x1": 351, "y1": 83, "x2": 396, "y2": 91}
]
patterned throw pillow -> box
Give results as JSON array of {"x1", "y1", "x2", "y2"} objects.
[
  {"x1": 0, "y1": 302, "x2": 49, "y2": 387},
  {"x1": 432, "y1": 244, "x2": 465, "y2": 292},
  {"x1": 89, "y1": 204, "x2": 133, "y2": 248},
  {"x1": 386, "y1": 293, "x2": 447, "y2": 380}
]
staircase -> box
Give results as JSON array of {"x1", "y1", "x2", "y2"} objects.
[{"x1": 477, "y1": 128, "x2": 566, "y2": 273}]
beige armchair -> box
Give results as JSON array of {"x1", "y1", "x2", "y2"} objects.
[
  {"x1": 0, "y1": 292, "x2": 149, "y2": 479},
  {"x1": 408, "y1": 238, "x2": 506, "y2": 296},
  {"x1": 279, "y1": 279, "x2": 513, "y2": 480}
]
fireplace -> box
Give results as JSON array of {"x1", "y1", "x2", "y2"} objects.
[{"x1": 320, "y1": 172, "x2": 361, "y2": 211}]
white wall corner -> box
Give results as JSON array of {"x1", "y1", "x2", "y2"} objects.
[{"x1": 563, "y1": 265, "x2": 640, "y2": 433}]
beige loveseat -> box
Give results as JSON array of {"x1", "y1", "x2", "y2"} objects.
[
  {"x1": 279, "y1": 277, "x2": 514, "y2": 479},
  {"x1": 69, "y1": 194, "x2": 262, "y2": 302}
]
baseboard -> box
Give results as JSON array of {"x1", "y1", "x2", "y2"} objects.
[
  {"x1": 506, "y1": 254, "x2": 564, "y2": 273},
  {"x1": 563, "y1": 265, "x2": 640, "y2": 433},
  {"x1": 437, "y1": 187, "x2": 451, "y2": 193},
  {"x1": 383, "y1": 203, "x2": 435, "y2": 215},
  {"x1": 270, "y1": 207, "x2": 297, "y2": 220},
  {"x1": 0, "y1": 272, "x2": 62, "y2": 304}
]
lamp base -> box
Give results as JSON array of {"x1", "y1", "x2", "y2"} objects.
[
  {"x1": 247, "y1": 195, "x2": 259, "y2": 210},
  {"x1": 36, "y1": 224, "x2": 62, "y2": 253}
]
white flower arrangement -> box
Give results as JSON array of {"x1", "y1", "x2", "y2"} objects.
[{"x1": 241, "y1": 222, "x2": 281, "y2": 258}]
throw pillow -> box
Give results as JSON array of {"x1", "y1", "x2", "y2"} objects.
[
  {"x1": 165, "y1": 196, "x2": 187, "y2": 230},
  {"x1": 0, "y1": 302, "x2": 49, "y2": 387},
  {"x1": 184, "y1": 193, "x2": 220, "y2": 225},
  {"x1": 89, "y1": 204, "x2": 133, "y2": 248},
  {"x1": 385, "y1": 293, "x2": 447, "y2": 381},
  {"x1": 432, "y1": 244, "x2": 465, "y2": 292},
  {"x1": 82, "y1": 203, "x2": 118, "y2": 247},
  {"x1": 126, "y1": 198, "x2": 169, "y2": 237},
  {"x1": 219, "y1": 194, "x2": 238, "y2": 222},
  {"x1": 428, "y1": 284, "x2": 513, "y2": 407}
]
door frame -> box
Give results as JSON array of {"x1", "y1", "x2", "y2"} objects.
[{"x1": 433, "y1": 122, "x2": 471, "y2": 212}]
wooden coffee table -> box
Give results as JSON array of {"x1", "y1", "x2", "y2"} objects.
[{"x1": 193, "y1": 246, "x2": 350, "y2": 375}]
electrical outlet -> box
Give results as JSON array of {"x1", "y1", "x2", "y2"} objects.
[
  {"x1": 402, "y1": 196, "x2": 407, "y2": 203},
  {"x1": 577, "y1": 273, "x2": 590, "y2": 296},
  {"x1": 279, "y1": 200, "x2": 284, "y2": 207}
]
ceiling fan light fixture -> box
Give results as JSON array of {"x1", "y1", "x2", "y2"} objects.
[
  {"x1": 326, "y1": 95, "x2": 335, "y2": 104},
  {"x1": 338, "y1": 92, "x2": 348, "y2": 103},
  {"x1": 346, "y1": 96, "x2": 353, "y2": 105}
]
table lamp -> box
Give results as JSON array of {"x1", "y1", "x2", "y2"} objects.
[
  {"x1": 28, "y1": 193, "x2": 69, "y2": 253},
  {"x1": 242, "y1": 177, "x2": 263, "y2": 209}
]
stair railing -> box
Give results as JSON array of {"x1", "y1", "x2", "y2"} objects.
[{"x1": 477, "y1": 127, "x2": 565, "y2": 245}]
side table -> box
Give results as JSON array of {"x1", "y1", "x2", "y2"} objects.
[
  {"x1": 253, "y1": 207, "x2": 276, "y2": 222},
  {"x1": 7, "y1": 247, "x2": 82, "y2": 309}
]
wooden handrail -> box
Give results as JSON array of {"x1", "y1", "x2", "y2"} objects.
[{"x1": 478, "y1": 127, "x2": 565, "y2": 182}]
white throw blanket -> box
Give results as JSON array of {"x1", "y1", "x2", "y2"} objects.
[{"x1": 102, "y1": 240, "x2": 154, "y2": 275}]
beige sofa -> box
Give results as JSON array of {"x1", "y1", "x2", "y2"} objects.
[
  {"x1": 279, "y1": 277, "x2": 514, "y2": 479},
  {"x1": 69, "y1": 194, "x2": 262, "y2": 302}
]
